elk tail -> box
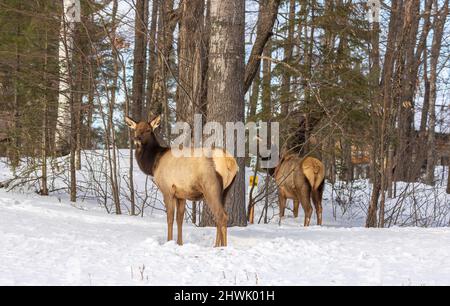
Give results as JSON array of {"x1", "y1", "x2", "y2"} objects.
[{"x1": 302, "y1": 157, "x2": 325, "y2": 191}]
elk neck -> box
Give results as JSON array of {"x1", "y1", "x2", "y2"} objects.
[{"x1": 134, "y1": 137, "x2": 169, "y2": 177}]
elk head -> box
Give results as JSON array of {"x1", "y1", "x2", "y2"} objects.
[{"x1": 125, "y1": 115, "x2": 161, "y2": 148}]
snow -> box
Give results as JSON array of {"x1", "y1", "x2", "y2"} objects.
[{"x1": 0, "y1": 152, "x2": 450, "y2": 285}]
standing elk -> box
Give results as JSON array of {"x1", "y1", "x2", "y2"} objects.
[
  {"x1": 125, "y1": 115, "x2": 238, "y2": 247},
  {"x1": 253, "y1": 153, "x2": 325, "y2": 226}
]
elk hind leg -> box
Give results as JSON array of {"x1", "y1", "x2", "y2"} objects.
[
  {"x1": 203, "y1": 179, "x2": 227, "y2": 247},
  {"x1": 279, "y1": 193, "x2": 287, "y2": 220},
  {"x1": 299, "y1": 183, "x2": 313, "y2": 227},
  {"x1": 293, "y1": 199, "x2": 300, "y2": 218},
  {"x1": 312, "y1": 182, "x2": 324, "y2": 226}
]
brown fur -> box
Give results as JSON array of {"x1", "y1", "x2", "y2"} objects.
[
  {"x1": 126, "y1": 116, "x2": 238, "y2": 247},
  {"x1": 274, "y1": 154, "x2": 325, "y2": 226}
]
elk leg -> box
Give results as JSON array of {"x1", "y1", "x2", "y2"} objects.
[
  {"x1": 215, "y1": 225, "x2": 221, "y2": 247},
  {"x1": 221, "y1": 223, "x2": 228, "y2": 247},
  {"x1": 299, "y1": 183, "x2": 312, "y2": 227},
  {"x1": 312, "y1": 182, "x2": 324, "y2": 226},
  {"x1": 176, "y1": 199, "x2": 186, "y2": 245},
  {"x1": 293, "y1": 199, "x2": 300, "y2": 218},
  {"x1": 278, "y1": 194, "x2": 287, "y2": 224},
  {"x1": 203, "y1": 179, "x2": 227, "y2": 247},
  {"x1": 165, "y1": 196, "x2": 176, "y2": 242}
]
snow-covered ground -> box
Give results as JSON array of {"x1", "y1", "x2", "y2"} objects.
[{"x1": 0, "y1": 152, "x2": 449, "y2": 285}]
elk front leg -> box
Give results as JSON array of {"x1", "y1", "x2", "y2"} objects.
[
  {"x1": 278, "y1": 194, "x2": 287, "y2": 225},
  {"x1": 293, "y1": 199, "x2": 300, "y2": 218},
  {"x1": 165, "y1": 197, "x2": 176, "y2": 242},
  {"x1": 176, "y1": 199, "x2": 186, "y2": 245}
]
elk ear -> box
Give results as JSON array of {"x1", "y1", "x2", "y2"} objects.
[
  {"x1": 125, "y1": 116, "x2": 137, "y2": 129},
  {"x1": 149, "y1": 115, "x2": 161, "y2": 130}
]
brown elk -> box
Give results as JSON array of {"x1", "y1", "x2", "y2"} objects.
[
  {"x1": 253, "y1": 153, "x2": 325, "y2": 226},
  {"x1": 125, "y1": 115, "x2": 238, "y2": 247}
]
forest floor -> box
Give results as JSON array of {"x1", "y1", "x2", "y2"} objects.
[{"x1": 0, "y1": 152, "x2": 449, "y2": 285}]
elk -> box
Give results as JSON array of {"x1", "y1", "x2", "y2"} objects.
[
  {"x1": 253, "y1": 153, "x2": 325, "y2": 226},
  {"x1": 125, "y1": 115, "x2": 238, "y2": 247}
]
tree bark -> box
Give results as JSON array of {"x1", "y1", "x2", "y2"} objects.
[
  {"x1": 177, "y1": 0, "x2": 205, "y2": 123},
  {"x1": 149, "y1": 0, "x2": 176, "y2": 138},
  {"x1": 280, "y1": 0, "x2": 295, "y2": 118},
  {"x1": 202, "y1": 0, "x2": 246, "y2": 227},
  {"x1": 395, "y1": 0, "x2": 420, "y2": 182},
  {"x1": 145, "y1": 0, "x2": 159, "y2": 115},
  {"x1": 447, "y1": 159, "x2": 450, "y2": 194},
  {"x1": 425, "y1": 0, "x2": 449, "y2": 185},
  {"x1": 132, "y1": 0, "x2": 148, "y2": 121},
  {"x1": 261, "y1": 41, "x2": 272, "y2": 120},
  {"x1": 248, "y1": 66, "x2": 260, "y2": 120},
  {"x1": 55, "y1": 2, "x2": 75, "y2": 155}
]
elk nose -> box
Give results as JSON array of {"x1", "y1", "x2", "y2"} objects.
[{"x1": 134, "y1": 136, "x2": 142, "y2": 145}]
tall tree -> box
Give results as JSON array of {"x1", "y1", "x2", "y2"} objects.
[
  {"x1": 149, "y1": 0, "x2": 178, "y2": 138},
  {"x1": 280, "y1": 0, "x2": 295, "y2": 118},
  {"x1": 202, "y1": 0, "x2": 246, "y2": 227},
  {"x1": 55, "y1": 0, "x2": 79, "y2": 155},
  {"x1": 132, "y1": 0, "x2": 148, "y2": 121},
  {"x1": 145, "y1": 0, "x2": 159, "y2": 114},
  {"x1": 177, "y1": 0, "x2": 205, "y2": 123},
  {"x1": 244, "y1": 0, "x2": 281, "y2": 94},
  {"x1": 426, "y1": 0, "x2": 449, "y2": 185}
]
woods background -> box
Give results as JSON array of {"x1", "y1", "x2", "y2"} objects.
[{"x1": 0, "y1": 0, "x2": 449, "y2": 228}]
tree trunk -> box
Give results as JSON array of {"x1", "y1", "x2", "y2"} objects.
[
  {"x1": 447, "y1": 160, "x2": 450, "y2": 194},
  {"x1": 41, "y1": 27, "x2": 50, "y2": 196},
  {"x1": 243, "y1": 0, "x2": 281, "y2": 94},
  {"x1": 280, "y1": 0, "x2": 295, "y2": 118},
  {"x1": 202, "y1": 0, "x2": 246, "y2": 227},
  {"x1": 149, "y1": 0, "x2": 176, "y2": 138},
  {"x1": 261, "y1": 41, "x2": 272, "y2": 120},
  {"x1": 395, "y1": 0, "x2": 420, "y2": 182},
  {"x1": 145, "y1": 0, "x2": 159, "y2": 114},
  {"x1": 177, "y1": 0, "x2": 206, "y2": 223},
  {"x1": 55, "y1": 2, "x2": 75, "y2": 155},
  {"x1": 177, "y1": 0, "x2": 205, "y2": 123},
  {"x1": 132, "y1": 0, "x2": 148, "y2": 121},
  {"x1": 425, "y1": 0, "x2": 449, "y2": 185},
  {"x1": 248, "y1": 66, "x2": 260, "y2": 120},
  {"x1": 366, "y1": 13, "x2": 381, "y2": 228}
]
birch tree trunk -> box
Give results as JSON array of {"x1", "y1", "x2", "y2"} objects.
[{"x1": 55, "y1": 3, "x2": 75, "y2": 155}]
